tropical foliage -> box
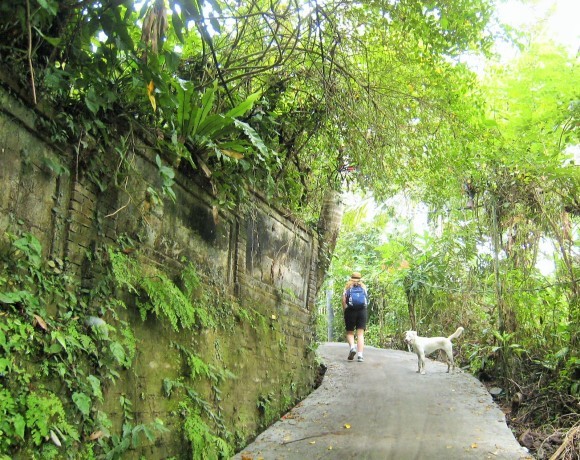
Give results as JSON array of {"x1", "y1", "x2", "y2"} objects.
[
  {"x1": 1, "y1": 0, "x2": 579, "y2": 458},
  {"x1": 0, "y1": 0, "x2": 499, "y2": 219},
  {"x1": 321, "y1": 39, "x2": 579, "y2": 458}
]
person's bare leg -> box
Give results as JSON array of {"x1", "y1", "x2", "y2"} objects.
[
  {"x1": 346, "y1": 331, "x2": 356, "y2": 360},
  {"x1": 346, "y1": 331, "x2": 355, "y2": 348},
  {"x1": 356, "y1": 329, "x2": 365, "y2": 354}
]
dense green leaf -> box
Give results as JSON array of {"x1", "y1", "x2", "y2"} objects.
[{"x1": 72, "y1": 392, "x2": 91, "y2": 417}]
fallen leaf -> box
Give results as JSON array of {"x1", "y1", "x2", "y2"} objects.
[
  {"x1": 344, "y1": 423, "x2": 351, "y2": 429},
  {"x1": 328, "y1": 446, "x2": 333, "y2": 450},
  {"x1": 309, "y1": 441, "x2": 316, "y2": 444},
  {"x1": 471, "y1": 443, "x2": 478, "y2": 448},
  {"x1": 33, "y1": 314, "x2": 48, "y2": 331},
  {"x1": 50, "y1": 430, "x2": 61, "y2": 447},
  {"x1": 89, "y1": 431, "x2": 103, "y2": 441}
]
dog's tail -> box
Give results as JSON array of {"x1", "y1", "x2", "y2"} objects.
[{"x1": 448, "y1": 327, "x2": 464, "y2": 341}]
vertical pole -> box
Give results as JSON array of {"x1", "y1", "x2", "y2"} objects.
[
  {"x1": 490, "y1": 197, "x2": 505, "y2": 333},
  {"x1": 326, "y1": 279, "x2": 334, "y2": 341}
]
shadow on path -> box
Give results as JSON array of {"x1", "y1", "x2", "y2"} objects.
[{"x1": 233, "y1": 343, "x2": 532, "y2": 460}]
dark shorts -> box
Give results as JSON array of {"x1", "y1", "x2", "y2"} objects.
[{"x1": 344, "y1": 307, "x2": 368, "y2": 331}]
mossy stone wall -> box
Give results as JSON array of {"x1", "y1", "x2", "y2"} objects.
[{"x1": 0, "y1": 86, "x2": 320, "y2": 457}]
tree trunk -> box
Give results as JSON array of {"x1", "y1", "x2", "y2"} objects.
[
  {"x1": 406, "y1": 292, "x2": 417, "y2": 331},
  {"x1": 404, "y1": 277, "x2": 417, "y2": 331},
  {"x1": 490, "y1": 197, "x2": 514, "y2": 333},
  {"x1": 315, "y1": 189, "x2": 344, "y2": 295}
]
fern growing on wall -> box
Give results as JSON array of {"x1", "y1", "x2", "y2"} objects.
[
  {"x1": 181, "y1": 405, "x2": 233, "y2": 460},
  {"x1": 0, "y1": 233, "x2": 163, "y2": 458},
  {"x1": 108, "y1": 248, "x2": 208, "y2": 331},
  {"x1": 141, "y1": 272, "x2": 196, "y2": 330}
]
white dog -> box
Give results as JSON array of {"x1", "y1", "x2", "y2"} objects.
[{"x1": 404, "y1": 327, "x2": 464, "y2": 374}]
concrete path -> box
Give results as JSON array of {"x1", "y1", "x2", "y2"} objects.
[{"x1": 233, "y1": 343, "x2": 532, "y2": 460}]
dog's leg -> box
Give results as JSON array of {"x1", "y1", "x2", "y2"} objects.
[
  {"x1": 445, "y1": 347, "x2": 454, "y2": 373},
  {"x1": 419, "y1": 352, "x2": 426, "y2": 375}
]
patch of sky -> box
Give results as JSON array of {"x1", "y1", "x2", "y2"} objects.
[
  {"x1": 461, "y1": 0, "x2": 580, "y2": 74},
  {"x1": 92, "y1": 31, "x2": 108, "y2": 52}
]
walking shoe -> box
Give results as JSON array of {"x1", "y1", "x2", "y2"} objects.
[
  {"x1": 357, "y1": 355, "x2": 364, "y2": 362},
  {"x1": 348, "y1": 347, "x2": 356, "y2": 361}
]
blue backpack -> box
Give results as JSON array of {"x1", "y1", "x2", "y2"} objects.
[{"x1": 347, "y1": 285, "x2": 367, "y2": 309}]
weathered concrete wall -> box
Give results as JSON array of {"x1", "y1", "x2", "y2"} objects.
[{"x1": 0, "y1": 85, "x2": 320, "y2": 457}]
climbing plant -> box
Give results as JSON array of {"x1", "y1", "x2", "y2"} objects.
[
  {"x1": 0, "y1": 0, "x2": 499, "y2": 221},
  {"x1": 0, "y1": 232, "x2": 154, "y2": 458},
  {"x1": 0, "y1": 231, "x2": 271, "y2": 458}
]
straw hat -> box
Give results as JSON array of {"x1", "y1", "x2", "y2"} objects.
[{"x1": 350, "y1": 272, "x2": 362, "y2": 281}]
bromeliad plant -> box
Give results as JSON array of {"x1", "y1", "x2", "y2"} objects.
[{"x1": 165, "y1": 79, "x2": 278, "y2": 204}]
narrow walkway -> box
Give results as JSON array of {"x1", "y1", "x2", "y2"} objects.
[{"x1": 233, "y1": 343, "x2": 532, "y2": 459}]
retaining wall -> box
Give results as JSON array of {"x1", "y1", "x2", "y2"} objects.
[{"x1": 0, "y1": 85, "x2": 320, "y2": 457}]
